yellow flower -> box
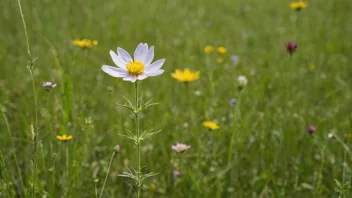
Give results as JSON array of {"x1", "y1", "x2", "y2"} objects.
[
  {"x1": 290, "y1": 1, "x2": 308, "y2": 11},
  {"x1": 72, "y1": 39, "x2": 98, "y2": 48},
  {"x1": 202, "y1": 121, "x2": 219, "y2": 130},
  {"x1": 216, "y1": 57, "x2": 224, "y2": 64},
  {"x1": 217, "y1": 47, "x2": 227, "y2": 54},
  {"x1": 171, "y1": 68, "x2": 200, "y2": 83},
  {"x1": 150, "y1": 183, "x2": 156, "y2": 191},
  {"x1": 56, "y1": 134, "x2": 72, "y2": 142},
  {"x1": 204, "y1": 45, "x2": 214, "y2": 54}
]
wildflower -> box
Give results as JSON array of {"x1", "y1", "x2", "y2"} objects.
[
  {"x1": 286, "y1": 42, "x2": 298, "y2": 55},
  {"x1": 202, "y1": 121, "x2": 219, "y2": 130},
  {"x1": 72, "y1": 39, "x2": 98, "y2": 48},
  {"x1": 56, "y1": 134, "x2": 72, "y2": 142},
  {"x1": 171, "y1": 68, "x2": 200, "y2": 83},
  {"x1": 102, "y1": 43, "x2": 165, "y2": 82},
  {"x1": 173, "y1": 170, "x2": 181, "y2": 179},
  {"x1": 237, "y1": 75, "x2": 248, "y2": 90},
  {"x1": 307, "y1": 125, "x2": 316, "y2": 135},
  {"x1": 216, "y1": 57, "x2": 224, "y2": 64},
  {"x1": 43, "y1": 82, "x2": 57, "y2": 89},
  {"x1": 149, "y1": 183, "x2": 156, "y2": 191},
  {"x1": 229, "y1": 98, "x2": 237, "y2": 106},
  {"x1": 290, "y1": 1, "x2": 308, "y2": 11},
  {"x1": 172, "y1": 143, "x2": 191, "y2": 153},
  {"x1": 329, "y1": 133, "x2": 334, "y2": 139},
  {"x1": 217, "y1": 47, "x2": 227, "y2": 54},
  {"x1": 204, "y1": 45, "x2": 214, "y2": 54},
  {"x1": 231, "y1": 55, "x2": 239, "y2": 65}
]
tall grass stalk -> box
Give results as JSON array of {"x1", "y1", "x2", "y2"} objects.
[
  {"x1": 1, "y1": 106, "x2": 25, "y2": 195},
  {"x1": 16, "y1": 0, "x2": 38, "y2": 197},
  {"x1": 99, "y1": 146, "x2": 118, "y2": 198}
]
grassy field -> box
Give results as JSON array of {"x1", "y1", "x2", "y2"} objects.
[{"x1": 1, "y1": 0, "x2": 352, "y2": 197}]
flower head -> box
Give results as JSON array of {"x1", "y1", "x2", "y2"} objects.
[
  {"x1": 173, "y1": 170, "x2": 181, "y2": 179},
  {"x1": 290, "y1": 1, "x2": 308, "y2": 11},
  {"x1": 56, "y1": 134, "x2": 72, "y2": 142},
  {"x1": 216, "y1": 57, "x2": 224, "y2": 64},
  {"x1": 202, "y1": 121, "x2": 219, "y2": 130},
  {"x1": 171, "y1": 68, "x2": 200, "y2": 83},
  {"x1": 72, "y1": 39, "x2": 98, "y2": 48},
  {"x1": 231, "y1": 55, "x2": 239, "y2": 65},
  {"x1": 102, "y1": 43, "x2": 165, "y2": 83},
  {"x1": 237, "y1": 75, "x2": 248, "y2": 90},
  {"x1": 286, "y1": 42, "x2": 298, "y2": 55},
  {"x1": 217, "y1": 47, "x2": 227, "y2": 54},
  {"x1": 204, "y1": 45, "x2": 214, "y2": 54},
  {"x1": 43, "y1": 82, "x2": 57, "y2": 89},
  {"x1": 172, "y1": 143, "x2": 191, "y2": 153},
  {"x1": 229, "y1": 98, "x2": 237, "y2": 106},
  {"x1": 307, "y1": 125, "x2": 316, "y2": 135}
]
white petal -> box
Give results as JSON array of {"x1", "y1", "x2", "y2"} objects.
[
  {"x1": 134, "y1": 43, "x2": 148, "y2": 63},
  {"x1": 102, "y1": 65, "x2": 128, "y2": 77},
  {"x1": 137, "y1": 75, "x2": 148, "y2": 80},
  {"x1": 144, "y1": 69, "x2": 164, "y2": 77},
  {"x1": 117, "y1": 47, "x2": 132, "y2": 63},
  {"x1": 144, "y1": 46, "x2": 154, "y2": 66},
  {"x1": 123, "y1": 75, "x2": 138, "y2": 82},
  {"x1": 145, "y1": 58, "x2": 166, "y2": 72},
  {"x1": 110, "y1": 50, "x2": 126, "y2": 69}
]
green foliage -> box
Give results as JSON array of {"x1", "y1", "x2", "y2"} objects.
[{"x1": 1, "y1": 0, "x2": 352, "y2": 197}]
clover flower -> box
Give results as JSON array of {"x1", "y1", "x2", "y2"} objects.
[
  {"x1": 290, "y1": 1, "x2": 308, "y2": 11},
  {"x1": 43, "y1": 82, "x2": 57, "y2": 89},
  {"x1": 102, "y1": 43, "x2": 165, "y2": 82},
  {"x1": 72, "y1": 39, "x2": 98, "y2": 48},
  {"x1": 202, "y1": 121, "x2": 219, "y2": 130},
  {"x1": 172, "y1": 143, "x2": 191, "y2": 153},
  {"x1": 56, "y1": 134, "x2": 72, "y2": 142},
  {"x1": 307, "y1": 125, "x2": 316, "y2": 135},
  {"x1": 286, "y1": 42, "x2": 298, "y2": 55},
  {"x1": 237, "y1": 75, "x2": 248, "y2": 90},
  {"x1": 229, "y1": 98, "x2": 237, "y2": 106},
  {"x1": 171, "y1": 68, "x2": 200, "y2": 83}
]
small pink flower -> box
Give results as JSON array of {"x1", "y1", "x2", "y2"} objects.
[
  {"x1": 171, "y1": 143, "x2": 191, "y2": 153},
  {"x1": 43, "y1": 82, "x2": 57, "y2": 89},
  {"x1": 286, "y1": 42, "x2": 298, "y2": 55},
  {"x1": 307, "y1": 125, "x2": 316, "y2": 135}
]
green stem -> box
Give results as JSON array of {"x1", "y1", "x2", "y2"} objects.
[
  {"x1": 65, "y1": 142, "x2": 69, "y2": 197},
  {"x1": 99, "y1": 150, "x2": 117, "y2": 198},
  {"x1": 135, "y1": 82, "x2": 141, "y2": 198},
  {"x1": 1, "y1": 106, "x2": 25, "y2": 195}
]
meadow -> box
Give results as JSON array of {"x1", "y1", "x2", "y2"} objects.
[{"x1": 1, "y1": 0, "x2": 352, "y2": 197}]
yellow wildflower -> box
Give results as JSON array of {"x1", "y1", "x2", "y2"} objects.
[
  {"x1": 202, "y1": 121, "x2": 219, "y2": 130},
  {"x1": 290, "y1": 1, "x2": 308, "y2": 11},
  {"x1": 217, "y1": 47, "x2": 227, "y2": 54},
  {"x1": 216, "y1": 57, "x2": 224, "y2": 64},
  {"x1": 150, "y1": 183, "x2": 156, "y2": 191},
  {"x1": 72, "y1": 39, "x2": 98, "y2": 48},
  {"x1": 171, "y1": 68, "x2": 200, "y2": 83},
  {"x1": 56, "y1": 134, "x2": 72, "y2": 142},
  {"x1": 204, "y1": 45, "x2": 214, "y2": 54}
]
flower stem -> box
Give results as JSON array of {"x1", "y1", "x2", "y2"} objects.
[
  {"x1": 65, "y1": 142, "x2": 69, "y2": 197},
  {"x1": 99, "y1": 149, "x2": 117, "y2": 198},
  {"x1": 135, "y1": 81, "x2": 141, "y2": 198}
]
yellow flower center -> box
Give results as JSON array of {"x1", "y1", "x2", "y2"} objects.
[{"x1": 126, "y1": 60, "x2": 145, "y2": 76}]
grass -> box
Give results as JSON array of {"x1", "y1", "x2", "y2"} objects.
[{"x1": 1, "y1": 0, "x2": 352, "y2": 197}]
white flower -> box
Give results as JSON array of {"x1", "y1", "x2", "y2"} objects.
[
  {"x1": 101, "y1": 43, "x2": 165, "y2": 82},
  {"x1": 43, "y1": 82, "x2": 57, "y2": 89},
  {"x1": 171, "y1": 143, "x2": 191, "y2": 153},
  {"x1": 237, "y1": 75, "x2": 248, "y2": 86}
]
